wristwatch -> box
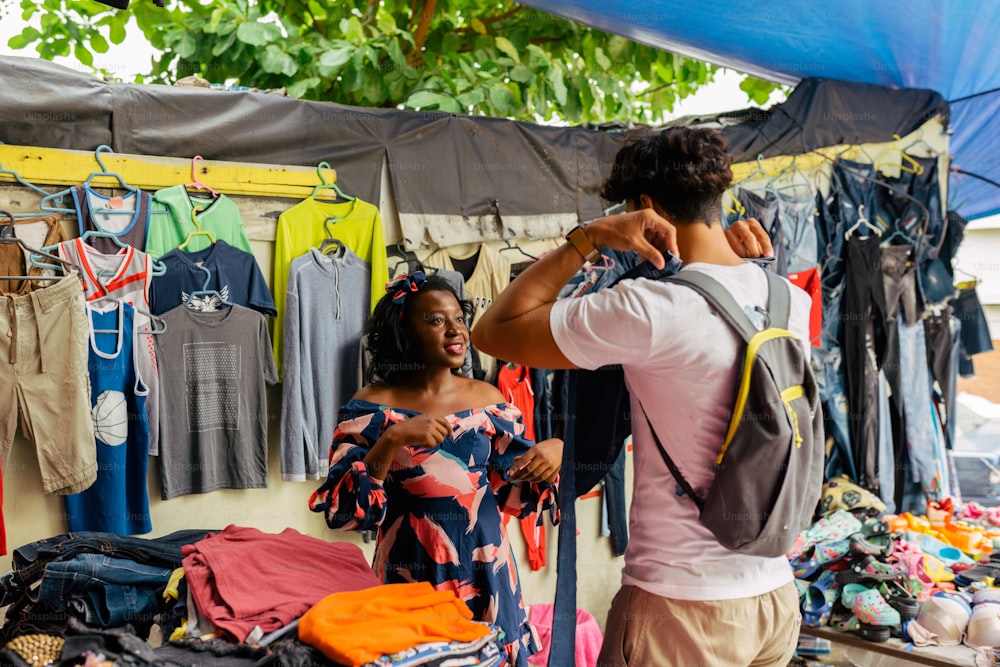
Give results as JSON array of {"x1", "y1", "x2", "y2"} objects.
[{"x1": 566, "y1": 225, "x2": 601, "y2": 263}]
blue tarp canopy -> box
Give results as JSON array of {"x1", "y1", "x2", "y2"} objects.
[{"x1": 521, "y1": 0, "x2": 1000, "y2": 220}]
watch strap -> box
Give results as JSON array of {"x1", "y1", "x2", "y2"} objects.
[{"x1": 567, "y1": 225, "x2": 601, "y2": 263}]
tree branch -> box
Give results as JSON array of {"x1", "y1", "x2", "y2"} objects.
[
  {"x1": 363, "y1": 0, "x2": 378, "y2": 24},
  {"x1": 407, "y1": 0, "x2": 436, "y2": 67},
  {"x1": 455, "y1": 6, "x2": 523, "y2": 34}
]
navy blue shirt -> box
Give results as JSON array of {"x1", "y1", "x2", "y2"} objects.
[{"x1": 150, "y1": 240, "x2": 276, "y2": 316}]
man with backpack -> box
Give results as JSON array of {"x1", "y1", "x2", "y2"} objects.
[{"x1": 473, "y1": 126, "x2": 821, "y2": 666}]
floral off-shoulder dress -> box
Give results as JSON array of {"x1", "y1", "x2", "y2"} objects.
[{"x1": 309, "y1": 400, "x2": 559, "y2": 667}]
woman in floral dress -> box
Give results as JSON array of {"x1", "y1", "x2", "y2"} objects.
[{"x1": 310, "y1": 272, "x2": 562, "y2": 666}]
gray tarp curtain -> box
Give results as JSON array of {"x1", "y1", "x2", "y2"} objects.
[{"x1": 1, "y1": 56, "x2": 946, "y2": 247}]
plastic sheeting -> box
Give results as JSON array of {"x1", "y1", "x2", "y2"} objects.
[
  {"x1": 0, "y1": 56, "x2": 946, "y2": 245},
  {"x1": 520, "y1": 0, "x2": 1000, "y2": 219}
]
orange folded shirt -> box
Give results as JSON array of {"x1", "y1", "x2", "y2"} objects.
[{"x1": 298, "y1": 581, "x2": 492, "y2": 666}]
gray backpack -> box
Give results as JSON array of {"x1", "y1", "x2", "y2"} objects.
[{"x1": 638, "y1": 269, "x2": 825, "y2": 558}]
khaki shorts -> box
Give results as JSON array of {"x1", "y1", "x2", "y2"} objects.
[
  {"x1": 0, "y1": 275, "x2": 96, "y2": 494},
  {"x1": 597, "y1": 582, "x2": 801, "y2": 667}
]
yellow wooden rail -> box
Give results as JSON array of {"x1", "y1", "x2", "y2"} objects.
[
  {"x1": 731, "y1": 145, "x2": 863, "y2": 182},
  {"x1": 0, "y1": 144, "x2": 340, "y2": 200}
]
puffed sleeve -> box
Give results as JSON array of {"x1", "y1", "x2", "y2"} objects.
[
  {"x1": 485, "y1": 404, "x2": 560, "y2": 526},
  {"x1": 308, "y1": 407, "x2": 391, "y2": 531}
]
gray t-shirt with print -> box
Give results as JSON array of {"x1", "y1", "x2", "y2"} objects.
[{"x1": 155, "y1": 303, "x2": 278, "y2": 499}]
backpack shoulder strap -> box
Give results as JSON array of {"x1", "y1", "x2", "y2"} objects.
[
  {"x1": 661, "y1": 270, "x2": 758, "y2": 342},
  {"x1": 763, "y1": 270, "x2": 791, "y2": 329}
]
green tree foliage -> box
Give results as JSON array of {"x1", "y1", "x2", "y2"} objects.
[{"x1": 9, "y1": 0, "x2": 786, "y2": 123}]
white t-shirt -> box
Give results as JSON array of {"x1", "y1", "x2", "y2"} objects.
[{"x1": 550, "y1": 261, "x2": 812, "y2": 601}]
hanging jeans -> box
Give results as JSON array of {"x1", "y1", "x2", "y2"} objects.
[
  {"x1": 777, "y1": 190, "x2": 819, "y2": 273},
  {"x1": 898, "y1": 319, "x2": 941, "y2": 500},
  {"x1": 924, "y1": 309, "x2": 962, "y2": 449},
  {"x1": 840, "y1": 236, "x2": 888, "y2": 493},
  {"x1": 738, "y1": 188, "x2": 787, "y2": 276},
  {"x1": 877, "y1": 370, "x2": 896, "y2": 513},
  {"x1": 813, "y1": 348, "x2": 855, "y2": 482}
]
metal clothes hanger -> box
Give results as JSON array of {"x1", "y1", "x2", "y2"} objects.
[
  {"x1": 310, "y1": 161, "x2": 355, "y2": 202},
  {"x1": 184, "y1": 155, "x2": 220, "y2": 198},
  {"x1": 0, "y1": 210, "x2": 79, "y2": 282},
  {"x1": 844, "y1": 205, "x2": 883, "y2": 240},
  {"x1": 178, "y1": 207, "x2": 216, "y2": 251}
]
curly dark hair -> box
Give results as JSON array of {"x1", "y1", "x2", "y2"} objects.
[
  {"x1": 600, "y1": 126, "x2": 733, "y2": 225},
  {"x1": 365, "y1": 274, "x2": 474, "y2": 385}
]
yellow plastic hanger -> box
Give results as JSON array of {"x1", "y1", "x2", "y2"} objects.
[
  {"x1": 875, "y1": 135, "x2": 924, "y2": 175},
  {"x1": 178, "y1": 207, "x2": 216, "y2": 250}
]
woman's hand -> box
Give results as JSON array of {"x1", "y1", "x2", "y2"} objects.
[
  {"x1": 509, "y1": 438, "x2": 563, "y2": 484},
  {"x1": 724, "y1": 217, "x2": 774, "y2": 258},
  {"x1": 383, "y1": 414, "x2": 453, "y2": 449}
]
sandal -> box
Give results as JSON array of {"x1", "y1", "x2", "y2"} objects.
[
  {"x1": 849, "y1": 532, "x2": 894, "y2": 558},
  {"x1": 790, "y1": 539, "x2": 850, "y2": 579},
  {"x1": 836, "y1": 555, "x2": 909, "y2": 584},
  {"x1": 802, "y1": 569, "x2": 842, "y2": 628},
  {"x1": 852, "y1": 588, "x2": 901, "y2": 643}
]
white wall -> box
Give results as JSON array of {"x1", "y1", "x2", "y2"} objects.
[
  {"x1": 954, "y1": 216, "x2": 1000, "y2": 337},
  {"x1": 0, "y1": 178, "x2": 628, "y2": 630}
]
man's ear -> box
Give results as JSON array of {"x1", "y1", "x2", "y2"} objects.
[{"x1": 639, "y1": 194, "x2": 670, "y2": 222}]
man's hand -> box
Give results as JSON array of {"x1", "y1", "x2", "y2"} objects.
[
  {"x1": 584, "y1": 210, "x2": 679, "y2": 270},
  {"x1": 509, "y1": 438, "x2": 563, "y2": 484},
  {"x1": 724, "y1": 217, "x2": 774, "y2": 258}
]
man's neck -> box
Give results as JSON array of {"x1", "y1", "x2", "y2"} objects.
[{"x1": 676, "y1": 218, "x2": 745, "y2": 266}]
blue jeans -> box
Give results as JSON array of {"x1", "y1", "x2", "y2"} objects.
[
  {"x1": 777, "y1": 190, "x2": 819, "y2": 273},
  {"x1": 877, "y1": 370, "x2": 896, "y2": 513},
  {"x1": 38, "y1": 553, "x2": 174, "y2": 627},
  {"x1": 898, "y1": 319, "x2": 940, "y2": 499},
  {"x1": 813, "y1": 347, "x2": 854, "y2": 482}
]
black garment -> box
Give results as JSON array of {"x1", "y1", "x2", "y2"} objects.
[
  {"x1": 604, "y1": 444, "x2": 629, "y2": 557},
  {"x1": 840, "y1": 236, "x2": 888, "y2": 493},
  {"x1": 881, "y1": 244, "x2": 920, "y2": 327},
  {"x1": 924, "y1": 308, "x2": 959, "y2": 449},
  {"x1": 941, "y1": 210, "x2": 970, "y2": 275}
]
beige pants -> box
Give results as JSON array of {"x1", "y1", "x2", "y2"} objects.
[
  {"x1": 597, "y1": 582, "x2": 801, "y2": 667},
  {"x1": 0, "y1": 275, "x2": 96, "y2": 494}
]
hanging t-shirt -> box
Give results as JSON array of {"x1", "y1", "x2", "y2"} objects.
[
  {"x1": 150, "y1": 240, "x2": 275, "y2": 317},
  {"x1": 64, "y1": 303, "x2": 151, "y2": 535},
  {"x1": 57, "y1": 238, "x2": 163, "y2": 457},
  {"x1": 281, "y1": 246, "x2": 370, "y2": 482},
  {"x1": 424, "y1": 244, "x2": 510, "y2": 384},
  {"x1": 272, "y1": 196, "x2": 386, "y2": 376},
  {"x1": 72, "y1": 185, "x2": 153, "y2": 253},
  {"x1": 155, "y1": 304, "x2": 277, "y2": 500},
  {"x1": 148, "y1": 186, "x2": 252, "y2": 258}
]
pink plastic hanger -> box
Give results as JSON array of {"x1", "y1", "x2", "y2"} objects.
[{"x1": 185, "y1": 155, "x2": 220, "y2": 198}]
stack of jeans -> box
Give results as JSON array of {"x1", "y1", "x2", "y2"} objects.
[{"x1": 0, "y1": 530, "x2": 212, "y2": 642}]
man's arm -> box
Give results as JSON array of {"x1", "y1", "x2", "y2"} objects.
[{"x1": 473, "y1": 209, "x2": 677, "y2": 369}]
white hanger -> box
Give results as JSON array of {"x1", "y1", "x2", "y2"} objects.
[{"x1": 844, "y1": 205, "x2": 883, "y2": 240}]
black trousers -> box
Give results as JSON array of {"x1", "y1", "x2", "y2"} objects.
[{"x1": 841, "y1": 236, "x2": 888, "y2": 493}]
